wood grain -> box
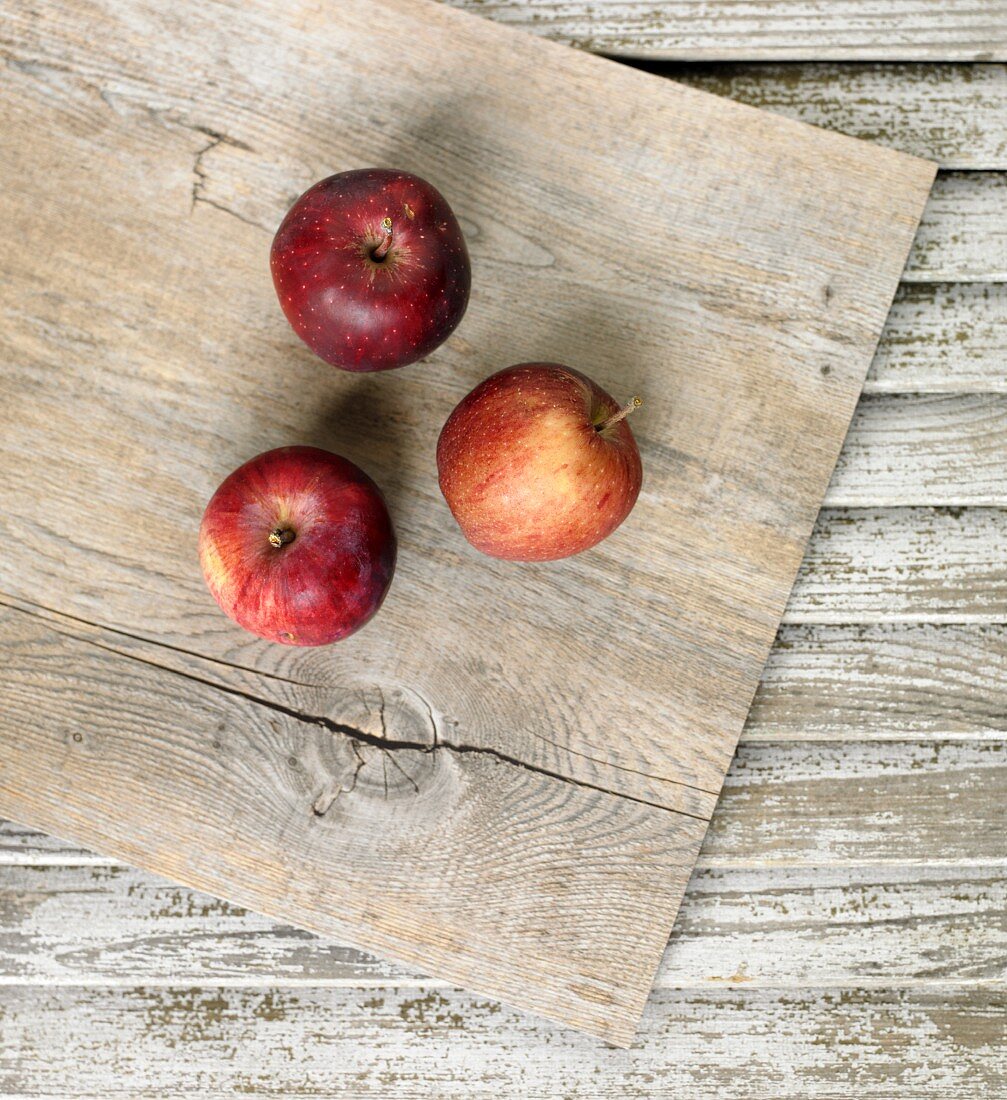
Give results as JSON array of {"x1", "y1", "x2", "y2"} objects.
[
  {"x1": 904, "y1": 172, "x2": 1007, "y2": 281},
  {"x1": 827, "y1": 394, "x2": 1007, "y2": 506},
  {"x1": 1, "y1": 860, "x2": 1003, "y2": 987},
  {"x1": 789, "y1": 508, "x2": 1007, "y2": 622},
  {"x1": 0, "y1": 0, "x2": 936, "y2": 1040},
  {"x1": 448, "y1": 0, "x2": 1007, "y2": 62},
  {"x1": 0, "y1": 606, "x2": 707, "y2": 1045},
  {"x1": 3, "y1": 985, "x2": 1005, "y2": 1097},
  {"x1": 750, "y1": 624, "x2": 1007, "y2": 740},
  {"x1": 663, "y1": 63, "x2": 1007, "y2": 169},
  {"x1": 868, "y1": 282, "x2": 1007, "y2": 393},
  {"x1": 5, "y1": 737, "x2": 1005, "y2": 867}
]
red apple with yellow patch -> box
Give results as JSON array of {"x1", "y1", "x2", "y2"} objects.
[
  {"x1": 199, "y1": 446, "x2": 396, "y2": 645},
  {"x1": 437, "y1": 363, "x2": 643, "y2": 561}
]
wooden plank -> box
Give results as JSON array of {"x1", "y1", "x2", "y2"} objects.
[
  {"x1": 0, "y1": 0, "x2": 934, "y2": 808},
  {"x1": 0, "y1": 821, "x2": 105, "y2": 865},
  {"x1": 22, "y1": 284, "x2": 1006, "y2": 429},
  {"x1": 826, "y1": 394, "x2": 1007, "y2": 507},
  {"x1": 5, "y1": 737, "x2": 1006, "y2": 867},
  {"x1": 1, "y1": 861, "x2": 1003, "y2": 987},
  {"x1": 904, "y1": 172, "x2": 1007, "y2": 282},
  {"x1": 449, "y1": 1, "x2": 1007, "y2": 62},
  {"x1": 708, "y1": 740, "x2": 1007, "y2": 865},
  {"x1": 867, "y1": 283, "x2": 1007, "y2": 393},
  {"x1": 750, "y1": 624, "x2": 1007, "y2": 740},
  {"x1": 0, "y1": 0, "x2": 937, "y2": 1041},
  {"x1": 5, "y1": 32, "x2": 991, "y2": 286},
  {"x1": 2, "y1": 985, "x2": 1005, "y2": 1097},
  {"x1": 789, "y1": 508, "x2": 1007, "y2": 622},
  {"x1": 0, "y1": 606, "x2": 707, "y2": 1046},
  {"x1": 666, "y1": 63, "x2": 1007, "y2": 169}
]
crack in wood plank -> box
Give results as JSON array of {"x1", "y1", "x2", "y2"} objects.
[
  {"x1": 0, "y1": 592, "x2": 722, "y2": 801},
  {"x1": 0, "y1": 594, "x2": 715, "y2": 819}
]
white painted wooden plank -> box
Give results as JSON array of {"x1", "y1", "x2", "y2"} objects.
[
  {"x1": 2, "y1": 984, "x2": 1004, "y2": 1096},
  {"x1": 867, "y1": 283, "x2": 1007, "y2": 393},
  {"x1": 904, "y1": 172, "x2": 1007, "y2": 282},
  {"x1": 4, "y1": 738, "x2": 1005, "y2": 866},
  {"x1": 788, "y1": 508, "x2": 1007, "y2": 622},
  {"x1": 448, "y1": 1, "x2": 1007, "y2": 62},
  {"x1": 707, "y1": 740, "x2": 1007, "y2": 865},
  {"x1": 667, "y1": 63, "x2": 1007, "y2": 169},
  {"x1": 749, "y1": 624, "x2": 1007, "y2": 740},
  {"x1": 826, "y1": 395, "x2": 1007, "y2": 507},
  {"x1": 0, "y1": 862, "x2": 1002, "y2": 988}
]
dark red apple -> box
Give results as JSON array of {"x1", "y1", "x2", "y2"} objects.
[
  {"x1": 437, "y1": 363, "x2": 643, "y2": 562},
  {"x1": 270, "y1": 168, "x2": 470, "y2": 372},
  {"x1": 199, "y1": 446, "x2": 396, "y2": 645}
]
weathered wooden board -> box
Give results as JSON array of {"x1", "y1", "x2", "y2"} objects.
[
  {"x1": 827, "y1": 394, "x2": 1007, "y2": 506},
  {"x1": 0, "y1": 606, "x2": 710, "y2": 1046},
  {"x1": 6, "y1": 737, "x2": 1006, "y2": 867},
  {"x1": 751, "y1": 624, "x2": 1007, "y2": 740},
  {"x1": 868, "y1": 283, "x2": 1007, "y2": 392},
  {"x1": 789, "y1": 508, "x2": 1007, "y2": 622},
  {"x1": 666, "y1": 63, "x2": 1007, "y2": 169},
  {"x1": 904, "y1": 172, "x2": 1007, "y2": 281},
  {"x1": 2, "y1": 861, "x2": 1004, "y2": 987},
  {"x1": 0, "y1": 0, "x2": 935, "y2": 1042},
  {"x1": 3, "y1": 985, "x2": 1005, "y2": 1097},
  {"x1": 449, "y1": 0, "x2": 1007, "y2": 62}
]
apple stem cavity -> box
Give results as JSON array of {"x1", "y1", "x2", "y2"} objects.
[
  {"x1": 596, "y1": 396, "x2": 642, "y2": 432},
  {"x1": 371, "y1": 216, "x2": 394, "y2": 262},
  {"x1": 268, "y1": 527, "x2": 296, "y2": 548}
]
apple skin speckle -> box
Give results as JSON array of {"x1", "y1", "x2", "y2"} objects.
[
  {"x1": 436, "y1": 364, "x2": 643, "y2": 562},
  {"x1": 270, "y1": 168, "x2": 470, "y2": 372}
]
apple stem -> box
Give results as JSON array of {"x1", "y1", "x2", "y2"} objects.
[
  {"x1": 597, "y1": 396, "x2": 642, "y2": 432},
  {"x1": 268, "y1": 527, "x2": 296, "y2": 548},
  {"x1": 371, "y1": 217, "x2": 393, "y2": 261}
]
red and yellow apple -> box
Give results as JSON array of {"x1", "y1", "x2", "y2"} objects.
[
  {"x1": 199, "y1": 446, "x2": 396, "y2": 645},
  {"x1": 437, "y1": 363, "x2": 643, "y2": 561},
  {"x1": 270, "y1": 168, "x2": 470, "y2": 372}
]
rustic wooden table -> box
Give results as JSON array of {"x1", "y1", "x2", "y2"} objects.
[{"x1": 1, "y1": 1, "x2": 1005, "y2": 1095}]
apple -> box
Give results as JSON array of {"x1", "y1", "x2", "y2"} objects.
[
  {"x1": 199, "y1": 446, "x2": 396, "y2": 645},
  {"x1": 437, "y1": 363, "x2": 643, "y2": 561},
  {"x1": 270, "y1": 168, "x2": 470, "y2": 372}
]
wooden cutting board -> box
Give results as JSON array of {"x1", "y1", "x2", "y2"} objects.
[{"x1": 0, "y1": 0, "x2": 934, "y2": 1045}]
